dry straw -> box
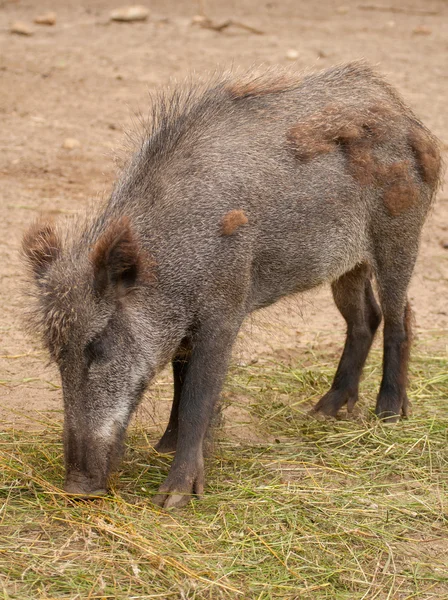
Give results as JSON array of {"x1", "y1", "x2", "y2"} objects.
[{"x1": 1, "y1": 341, "x2": 447, "y2": 598}]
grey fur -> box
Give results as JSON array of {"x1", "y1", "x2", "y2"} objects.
[{"x1": 22, "y1": 62, "x2": 442, "y2": 507}]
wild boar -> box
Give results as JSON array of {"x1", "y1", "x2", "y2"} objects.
[{"x1": 23, "y1": 62, "x2": 442, "y2": 508}]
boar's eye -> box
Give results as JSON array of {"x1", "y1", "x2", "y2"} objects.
[
  {"x1": 84, "y1": 336, "x2": 107, "y2": 368},
  {"x1": 84, "y1": 324, "x2": 116, "y2": 368},
  {"x1": 83, "y1": 317, "x2": 129, "y2": 369}
]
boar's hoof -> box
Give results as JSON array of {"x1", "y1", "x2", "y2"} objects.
[
  {"x1": 64, "y1": 487, "x2": 108, "y2": 499},
  {"x1": 152, "y1": 471, "x2": 204, "y2": 509},
  {"x1": 64, "y1": 478, "x2": 108, "y2": 498},
  {"x1": 311, "y1": 389, "x2": 351, "y2": 418},
  {"x1": 153, "y1": 491, "x2": 192, "y2": 509},
  {"x1": 374, "y1": 411, "x2": 401, "y2": 424},
  {"x1": 375, "y1": 392, "x2": 409, "y2": 423}
]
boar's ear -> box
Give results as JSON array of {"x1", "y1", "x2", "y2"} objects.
[
  {"x1": 91, "y1": 216, "x2": 144, "y2": 298},
  {"x1": 22, "y1": 220, "x2": 61, "y2": 281}
]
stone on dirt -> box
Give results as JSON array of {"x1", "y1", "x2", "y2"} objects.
[
  {"x1": 10, "y1": 21, "x2": 34, "y2": 36},
  {"x1": 110, "y1": 5, "x2": 150, "y2": 22},
  {"x1": 191, "y1": 15, "x2": 207, "y2": 25},
  {"x1": 285, "y1": 49, "x2": 299, "y2": 60},
  {"x1": 62, "y1": 138, "x2": 81, "y2": 150},
  {"x1": 34, "y1": 12, "x2": 57, "y2": 26},
  {"x1": 412, "y1": 25, "x2": 432, "y2": 35}
]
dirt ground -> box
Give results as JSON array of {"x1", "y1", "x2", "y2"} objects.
[{"x1": 0, "y1": 0, "x2": 447, "y2": 428}]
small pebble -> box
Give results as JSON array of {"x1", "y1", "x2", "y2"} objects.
[
  {"x1": 285, "y1": 49, "x2": 299, "y2": 60},
  {"x1": 62, "y1": 138, "x2": 81, "y2": 150},
  {"x1": 336, "y1": 6, "x2": 349, "y2": 14},
  {"x1": 413, "y1": 25, "x2": 432, "y2": 35},
  {"x1": 441, "y1": 241, "x2": 448, "y2": 250},
  {"x1": 110, "y1": 5, "x2": 149, "y2": 22},
  {"x1": 34, "y1": 12, "x2": 56, "y2": 26},
  {"x1": 191, "y1": 14, "x2": 207, "y2": 25},
  {"x1": 10, "y1": 21, "x2": 34, "y2": 36}
]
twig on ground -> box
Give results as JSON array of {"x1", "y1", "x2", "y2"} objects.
[
  {"x1": 358, "y1": 4, "x2": 439, "y2": 16},
  {"x1": 192, "y1": 15, "x2": 264, "y2": 35}
]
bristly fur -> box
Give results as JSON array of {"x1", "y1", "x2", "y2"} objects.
[
  {"x1": 408, "y1": 127, "x2": 443, "y2": 188},
  {"x1": 116, "y1": 61, "x2": 443, "y2": 205},
  {"x1": 21, "y1": 218, "x2": 69, "y2": 358},
  {"x1": 226, "y1": 72, "x2": 304, "y2": 99},
  {"x1": 21, "y1": 61, "x2": 444, "y2": 503},
  {"x1": 121, "y1": 63, "x2": 369, "y2": 167},
  {"x1": 22, "y1": 213, "x2": 156, "y2": 358},
  {"x1": 22, "y1": 219, "x2": 61, "y2": 280},
  {"x1": 23, "y1": 61, "x2": 444, "y2": 360}
]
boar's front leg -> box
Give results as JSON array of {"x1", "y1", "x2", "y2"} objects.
[
  {"x1": 152, "y1": 319, "x2": 241, "y2": 509},
  {"x1": 155, "y1": 341, "x2": 192, "y2": 454}
]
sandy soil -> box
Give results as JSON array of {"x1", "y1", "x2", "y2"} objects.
[{"x1": 0, "y1": 0, "x2": 447, "y2": 428}]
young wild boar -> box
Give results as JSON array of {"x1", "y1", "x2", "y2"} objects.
[{"x1": 23, "y1": 62, "x2": 442, "y2": 508}]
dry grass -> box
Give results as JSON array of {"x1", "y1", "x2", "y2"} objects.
[{"x1": 1, "y1": 342, "x2": 447, "y2": 599}]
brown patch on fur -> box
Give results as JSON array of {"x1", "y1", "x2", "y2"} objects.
[
  {"x1": 286, "y1": 102, "x2": 433, "y2": 216},
  {"x1": 363, "y1": 102, "x2": 398, "y2": 123},
  {"x1": 336, "y1": 123, "x2": 364, "y2": 142},
  {"x1": 22, "y1": 219, "x2": 61, "y2": 279},
  {"x1": 286, "y1": 102, "x2": 394, "y2": 173},
  {"x1": 382, "y1": 160, "x2": 419, "y2": 216},
  {"x1": 286, "y1": 104, "x2": 343, "y2": 161},
  {"x1": 286, "y1": 123, "x2": 335, "y2": 161},
  {"x1": 408, "y1": 127, "x2": 442, "y2": 187},
  {"x1": 90, "y1": 216, "x2": 155, "y2": 293},
  {"x1": 221, "y1": 210, "x2": 248, "y2": 236},
  {"x1": 345, "y1": 142, "x2": 377, "y2": 185},
  {"x1": 383, "y1": 183, "x2": 418, "y2": 217},
  {"x1": 227, "y1": 73, "x2": 301, "y2": 99}
]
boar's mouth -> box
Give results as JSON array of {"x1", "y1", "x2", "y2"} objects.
[{"x1": 63, "y1": 419, "x2": 127, "y2": 498}]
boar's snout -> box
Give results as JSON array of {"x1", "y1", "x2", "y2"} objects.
[{"x1": 63, "y1": 419, "x2": 126, "y2": 498}]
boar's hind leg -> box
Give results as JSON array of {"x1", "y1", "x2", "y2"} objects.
[
  {"x1": 313, "y1": 264, "x2": 382, "y2": 417},
  {"x1": 374, "y1": 251, "x2": 415, "y2": 422},
  {"x1": 375, "y1": 300, "x2": 412, "y2": 422},
  {"x1": 152, "y1": 320, "x2": 241, "y2": 509},
  {"x1": 155, "y1": 345, "x2": 192, "y2": 454}
]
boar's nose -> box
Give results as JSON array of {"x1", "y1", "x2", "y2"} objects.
[{"x1": 64, "y1": 472, "x2": 108, "y2": 498}]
